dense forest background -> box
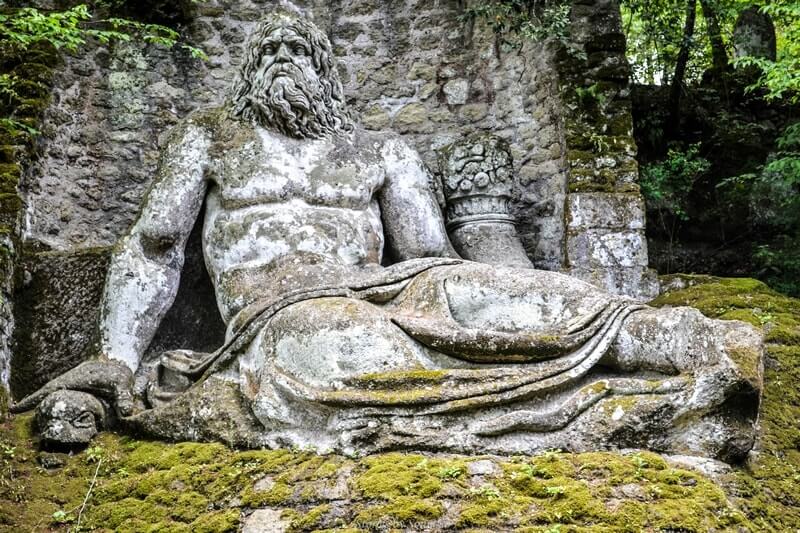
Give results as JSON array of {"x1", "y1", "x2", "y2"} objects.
[
  {"x1": 1, "y1": 0, "x2": 798, "y2": 294},
  {"x1": 622, "y1": 0, "x2": 800, "y2": 296}
]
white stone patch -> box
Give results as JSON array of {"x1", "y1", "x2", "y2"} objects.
[
  {"x1": 443, "y1": 78, "x2": 469, "y2": 105},
  {"x1": 242, "y1": 509, "x2": 289, "y2": 533},
  {"x1": 611, "y1": 405, "x2": 625, "y2": 421},
  {"x1": 275, "y1": 323, "x2": 415, "y2": 389}
]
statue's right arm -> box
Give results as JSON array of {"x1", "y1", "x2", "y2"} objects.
[{"x1": 100, "y1": 119, "x2": 212, "y2": 374}]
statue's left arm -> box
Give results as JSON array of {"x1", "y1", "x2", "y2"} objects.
[
  {"x1": 11, "y1": 117, "x2": 212, "y2": 420},
  {"x1": 378, "y1": 137, "x2": 459, "y2": 260}
]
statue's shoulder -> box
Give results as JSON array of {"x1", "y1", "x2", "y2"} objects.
[{"x1": 177, "y1": 106, "x2": 266, "y2": 155}]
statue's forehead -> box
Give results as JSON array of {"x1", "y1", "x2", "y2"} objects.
[{"x1": 263, "y1": 26, "x2": 307, "y2": 43}]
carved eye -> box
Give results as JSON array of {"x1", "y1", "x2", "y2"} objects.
[
  {"x1": 293, "y1": 44, "x2": 308, "y2": 56},
  {"x1": 73, "y1": 412, "x2": 95, "y2": 428},
  {"x1": 264, "y1": 44, "x2": 278, "y2": 55}
]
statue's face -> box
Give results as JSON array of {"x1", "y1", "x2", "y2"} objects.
[
  {"x1": 231, "y1": 13, "x2": 353, "y2": 139},
  {"x1": 35, "y1": 390, "x2": 106, "y2": 447},
  {"x1": 257, "y1": 27, "x2": 320, "y2": 97}
]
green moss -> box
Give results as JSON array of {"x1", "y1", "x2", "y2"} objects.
[
  {"x1": 0, "y1": 386, "x2": 7, "y2": 422},
  {"x1": 0, "y1": 163, "x2": 20, "y2": 193},
  {"x1": 353, "y1": 368, "x2": 448, "y2": 387},
  {"x1": 89, "y1": 497, "x2": 171, "y2": 530},
  {"x1": 605, "y1": 112, "x2": 634, "y2": 136},
  {"x1": 568, "y1": 181, "x2": 622, "y2": 193},
  {"x1": 354, "y1": 496, "x2": 443, "y2": 526},
  {"x1": 190, "y1": 509, "x2": 239, "y2": 532},
  {"x1": 286, "y1": 503, "x2": 330, "y2": 530},
  {"x1": 653, "y1": 275, "x2": 800, "y2": 530},
  {"x1": 242, "y1": 479, "x2": 292, "y2": 506},
  {"x1": 457, "y1": 497, "x2": 508, "y2": 527},
  {"x1": 0, "y1": 415, "x2": 758, "y2": 531},
  {"x1": 354, "y1": 453, "x2": 443, "y2": 499},
  {"x1": 0, "y1": 192, "x2": 22, "y2": 215}
]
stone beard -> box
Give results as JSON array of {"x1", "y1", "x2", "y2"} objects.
[{"x1": 230, "y1": 14, "x2": 353, "y2": 139}]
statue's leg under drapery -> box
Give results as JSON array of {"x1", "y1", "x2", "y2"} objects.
[{"x1": 238, "y1": 262, "x2": 762, "y2": 457}]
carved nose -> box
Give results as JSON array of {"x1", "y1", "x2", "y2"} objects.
[{"x1": 275, "y1": 43, "x2": 291, "y2": 63}]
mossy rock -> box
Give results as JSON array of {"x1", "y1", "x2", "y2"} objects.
[
  {"x1": 1, "y1": 276, "x2": 799, "y2": 531},
  {"x1": 654, "y1": 275, "x2": 800, "y2": 530},
  {"x1": 0, "y1": 417, "x2": 754, "y2": 531}
]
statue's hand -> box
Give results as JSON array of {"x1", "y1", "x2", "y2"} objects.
[{"x1": 10, "y1": 359, "x2": 135, "y2": 418}]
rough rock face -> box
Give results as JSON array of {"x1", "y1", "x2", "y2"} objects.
[{"x1": 733, "y1": 6, "x2": 777, "y2": 61}]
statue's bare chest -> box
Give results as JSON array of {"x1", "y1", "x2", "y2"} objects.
[{"x1": 211, "y1": 128, "x2": 385, "y2": 209}]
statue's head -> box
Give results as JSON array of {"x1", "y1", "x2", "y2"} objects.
[
  {"x1": 231, "y1": 10, "x2": 353, "y2": 139},
  {"x1": 35, "y1": 390, "x2": 108, "y2": 447}
]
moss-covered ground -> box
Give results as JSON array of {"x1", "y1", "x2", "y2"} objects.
[
  {"x1": 0, "y1": 276, "x2": 797, "y2": 532},
  {"x1": 652, "y1": 276, "x2": 800, "y2": 531}
]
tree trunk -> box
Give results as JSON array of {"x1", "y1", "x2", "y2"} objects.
[
  {"x1": 668, "y1": 0, "x2": 697, "y2": 137},
  {"x1": 700, "y1": 0, "x2": 729, "y2": 71}
]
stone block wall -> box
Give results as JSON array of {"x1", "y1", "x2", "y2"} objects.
[
  {"x1": 7, "y1": 0, "x2": 657, "y2": 400},
  {"x1": 558, "y1": 0, "x2": 658, "y2": 297}
]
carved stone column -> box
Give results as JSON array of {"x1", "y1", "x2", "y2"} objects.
[{"x1": 439, "y1": 135, "x2": 533, "y2": 269}]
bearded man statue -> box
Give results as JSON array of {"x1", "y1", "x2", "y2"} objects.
[
  {"x1": 12, "y1": 9, "x2": 764, "y2": 463},
  {"x1": 231, "y1": 14, "x2": 353, "y2": 138}
]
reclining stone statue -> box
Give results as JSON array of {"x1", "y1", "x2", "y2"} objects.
[{"x1": 13, "y1": 10, "x2": 764, "y2": 462}]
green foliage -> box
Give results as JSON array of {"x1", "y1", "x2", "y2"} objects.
[
  {"x1": 437, "y1": 465, "x2": 464, "y2": 479},
  {"x1": 734, "y1": 2, "x2": 800, "y2": 102},
  {"x1": 753, "y1": 239, "x2": 800, "y2": 296},
  {"x1": 0, "y1": 5, "x2": 126, "y2": 51},
  {"x1": 622, "y1": 0, "x2": 799, "y2": 102},
  {"x1": 766, "y1": 121, "x2": 800, "y2": 187},
  {"x1": 641, "y1": 143, "x2": 711, "y2": 221},
  {"x1": 641, "y1": 143, "x2": 711, "y2": 272},
  {"x1": 621, "y1": 0, "x2": 704, "y2": 84},
  {"x1": 714, "y1": 122, "x2": 800, "y2": 295},
  {"x1": 460, "y1": 0, "x2": 578, "y2": 55},
  {"x1": 0, "y1": 4, "x2": 206, "y2": 58},
  {"x1": 574, "y1": 83, "x2": 607, "y2": 107},
  {"x1": 0, "y1": 3, "x2": 205, "y2": 139}
]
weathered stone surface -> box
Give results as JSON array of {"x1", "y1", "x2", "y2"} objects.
[
  {"x1": 241, "y1": 509, "x2": 290, "y2": 533},
  {"x1": 568, "y1": 265, "x2": 660, "y2": 299},
  {"x1": 11, "y1": 248, "x2": 111, "y2": 398},
  {"x1": 566, "y1": 229, "x2": 650, "y2": 269},
  {"x1": 35, "y1": 389, "x2": 108, "y2": 446},
  {"x1": 733, "y1": 6, "x2": 777, "y2": 61},
  {"x1": 567, "y1": 192, "x2": 645, "y2": 231},
  {"x1": 438, "y1": 134, "x2": 533, "y2": 269},
  {"x1": 558, "y1": 0, "x2": 654, "y2": 297}
]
